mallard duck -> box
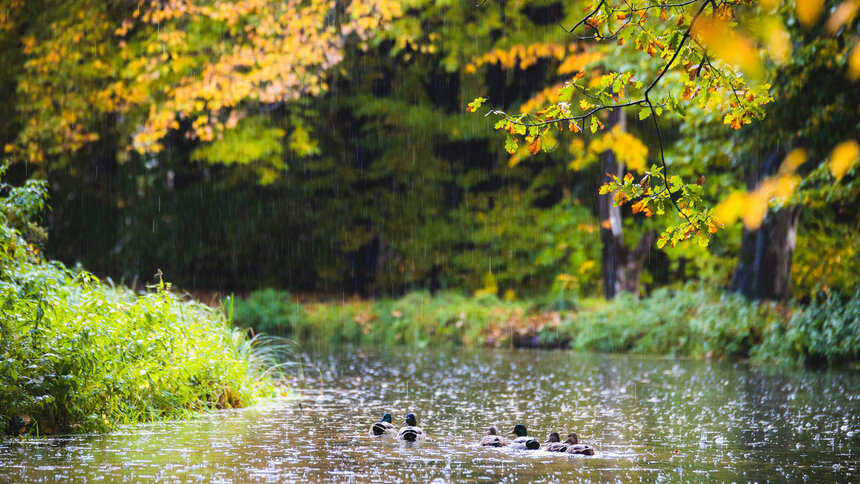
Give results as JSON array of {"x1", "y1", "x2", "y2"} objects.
[
  {"x1": 480, "y1": 426, "x2": 509, "y2": 447},
  {"x1": 370, "y1": 413, "x2": 397, "y2": 437},
  {"x1": 398, "y1": 413, "x2": 426, "y2": 442},
  {"x1": 564, "y1": 432, "x2": 595, "y2": 455},
  {"x1": 544, "y1": 432, "x2": 569, "y2": 452},
  {"x1": 508, "y1": 424, "x2": 540, "y2": 450}
]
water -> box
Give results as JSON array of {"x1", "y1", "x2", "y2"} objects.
[{"x1": 2, "y1": 347, "x2": 859, "y2": 482}]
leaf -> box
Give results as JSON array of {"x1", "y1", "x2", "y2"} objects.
[
  {"x1": 466, "y1": 97, "x2": 487, "y2": 112},
  {"x1": 505, "y1": 134, "x2": 519, "y2": 154},
  {"x1": 849, "y1": 44, "x2": 860, "y2": 81},
  {"x1": 638, "y1": 108, "x2": 651, "y2": 120},
  {"x1": 830, "y1": 140, "x2": 860, "y2": 181},
  {"x1": 590, "y1": 117, "x2": 599, "y2": 133},
  {"x1": 714, "y1": 191, "x2": 747, "y2": 226},
  {"x1": 527, "y1": 136, "x2": 542, "y2": 155},
  {"x1": 796, "y1": 0, "x2": 824, "y2": 26}
]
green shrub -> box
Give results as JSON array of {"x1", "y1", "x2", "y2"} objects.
[
  {"x1": 0, "y1": 175, "x2": 276, "y2": 435},
  {"x1": 287, "y1": 291, "x2": 533, "y2": 347},
  {"x1": 230, "y1": 289, "x2": 301, "y2": 335},
  {"x1": 756, "y1": 291, "x2": 860, "y2": 366},
  {"x1": 554, "y1": 285, "x2": 780, "y2": 359}
]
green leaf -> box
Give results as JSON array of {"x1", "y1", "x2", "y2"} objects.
[
  {"x1": 638, "y1": 108, "x2": 651, "y2": 120},
  {"x1": 467, "y1": 97, "x2": 487, "y2": 112},
  {"x1": 505, "y1": 134, "x2": 518, "y2": 154}
]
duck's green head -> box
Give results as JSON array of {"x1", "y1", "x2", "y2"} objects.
[
  {"x1": 510, "y1": 424, "x2": 528, "y2": 437},
  {"x1": 405, "y1": 413, "x2": 418, "y2": 426},
  {"x1": 380, "y1": 413, "x2": 392, "y2": 423}
]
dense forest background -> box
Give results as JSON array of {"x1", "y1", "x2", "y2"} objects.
[{"x1": 0, "y1": 0, "x2": 857, "y2": 302}]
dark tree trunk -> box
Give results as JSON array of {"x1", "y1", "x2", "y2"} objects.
[
  {"x1": 731, "y1": 149, "x2": 800, "y2": 301},
  {"x1": 599, "y1": 109, "x2": 626, "y2": 299},
  {"x1": 623, "y1": 229, "x2": 656, "y2": 294},
  {"x1": 598, "y1": 110, "x2": 656, "y2": 299}
]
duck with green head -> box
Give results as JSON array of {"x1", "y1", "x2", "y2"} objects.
[
  {"x1": 564, "y1": 433, "x2": 595, "y2": 455},
  {"x1": 544, "y1": 432, "x2": 569, "y2": 452},
  {"x1": 398, "y1": 413, "x2": 425, "y2": 442},
  {"x1": 508, "y1": 424, "x2": 540, "y2": 450},
  {"x1": 370, "y1": 413, "x2": 397, "y2": 437},
  {"x1": 480, "y1": 426, "x2": 508, "y2": 447}
]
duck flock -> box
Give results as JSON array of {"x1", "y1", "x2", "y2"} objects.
[{"x1": 370, "y1": 413, "x2": 595, "y2": 455}]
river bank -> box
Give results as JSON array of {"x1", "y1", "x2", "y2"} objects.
[{"x1": 231, "y1": 285, "x2": 860, "y2": 367}]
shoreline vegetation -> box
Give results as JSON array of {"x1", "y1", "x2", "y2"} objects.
[
  {"x1": 231, "y1": 286, "x2": 860, "y2": 368},
  {"x1": 1, "y1": 180, "x2": 279, "y2": 436}
]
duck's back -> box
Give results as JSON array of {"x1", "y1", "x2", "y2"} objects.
[
  {"x1": 510, "y1": 436, "x2": 540, "y2": 450},
  {"x1": 566, "y1": 443, "x2": 595, "y2": 455},
  {"x1": 398, "y1": 426, "x2": 425, "y2": 442},
  {"x1": 480, "y1": 435, "x2": 508, "y2": 447},
  {"x1": 371, "y1": 421, "x2": 396, "y2": 437}
]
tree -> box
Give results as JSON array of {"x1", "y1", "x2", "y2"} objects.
[
  {"x1": 3, "y1": 0, "x2": 401, "y2": 173},
  {"x1": 471, "y1": 0, "x2": 860, "y2": 300}
]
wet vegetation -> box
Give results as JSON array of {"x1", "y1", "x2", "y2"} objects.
[
  {"x1": 0, "y1": 179, "x2": 277, "y2": 435},
  {"x1": 231, "y1": 286, "x2": 860, "y2": 366},
  {"x1": 0, "y1": 0, "x2": 858, "y2": 450}
]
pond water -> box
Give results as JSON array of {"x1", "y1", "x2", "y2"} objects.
[{"x1": 2, "y1": 347, "x2": 860, "y2": 482}]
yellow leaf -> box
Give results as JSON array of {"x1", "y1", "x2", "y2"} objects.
[
  {"x1": 600, "y1": 219, "x2": 612, "y2": 230},
  {"x1": 760, "y1": 19, "x2": 791, "y2": 63},
  {"x1": 779, "y1": 148, "x2": 808, "y2": 175},
  {"x1": 796, "y1": 0, "x2": 824, "y2": 26},
  {"x1": 825, "y1": 0, "x2": 860, "y2": 33},
  {"x1": 830, "y1": 140, "x2": 860, "y2": 181},
  {"x1": 693, "y1": 18, "x2": 761, "y2": 77},
  {"x1": 743, "y1": 191, "x2": 769, "y2": 230},
  {"x1": 714, "y1": 190, "x2": 747, "y2": 225},
  {"x1": 848, "y1": 43, "x2": 860, "y2": 81}
]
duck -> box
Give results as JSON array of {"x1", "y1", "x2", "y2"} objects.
[
  {"x1": 508, "y1": 424, "x2": 540, "y2": 450},
  {"x1": 480, "y1": 426, "x2": 509, "y2": 447},
  {"x1": 398, "y1": 413, "x2": 426, "y2": 442},
  {"x1": 370, "y1": 413, "x2": 397, "y2": 437},
  {"x1": 544, "y1": 432, "x2": 569, "y2": 452},
  {"x1": 564, "y1": 432, "x2": 595, "y2": 455}
]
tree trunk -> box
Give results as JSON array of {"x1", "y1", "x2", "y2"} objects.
[
  {"x1": 731, "y1": 149, "x2": 799, "y2": 301},
  {"x1": 623, "y1": 230, "x2": 656, "y2": 294},
  {"x1": 599, "y1": 109, "x2": 626, "y2": 299},
  {"x1": 597, "y1": 110, "x2": 656, "y2": 299}
]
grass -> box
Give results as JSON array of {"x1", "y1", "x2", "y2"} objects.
[{"x1": 0, "y1": 177, "x2": 280, "y2": 435}]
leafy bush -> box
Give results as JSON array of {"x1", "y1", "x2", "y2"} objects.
[
  {"x1": 548, "y1": 285, "x2": 780, "y2": 359},
  {"x1": 229, "y1": 289, "x2": 302, "y2": 335},
  {"x1": 230, "y1": 290, "x2": 546, "y2": 347},
  {"x1": 235, "y1": 284, "x2": 860, "y2": 368},
  {"x1": 0, "y1": 176, "x2": 275, "y2": 435},
  {"x1": 755, "y1": 291, "x2": 860, "y2": 366}
]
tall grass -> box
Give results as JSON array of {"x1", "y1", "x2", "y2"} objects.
[{"x1": 0, "y1": 175, "x2": 277, "y2": 435}]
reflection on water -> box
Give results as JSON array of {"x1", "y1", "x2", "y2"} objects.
[{"x1": 2, "y1": 347, "x2": 860, "y2": 482}]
